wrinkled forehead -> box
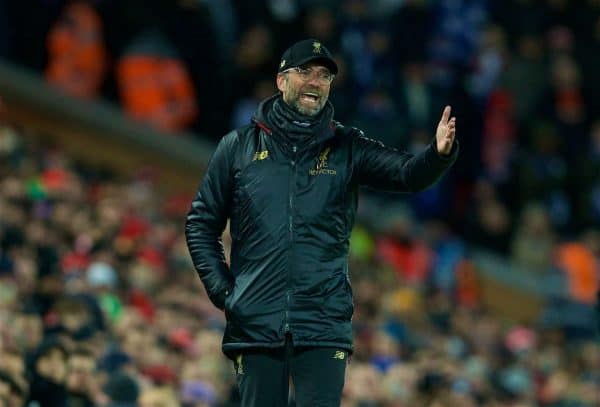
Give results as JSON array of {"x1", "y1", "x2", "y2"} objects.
[{"x1": 299, "y1": 61, "x2": 332, "y2": 73}]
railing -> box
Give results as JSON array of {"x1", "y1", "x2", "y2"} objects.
[{"x1": 471, "y1": 249, "x2": 568, "y2": 323}]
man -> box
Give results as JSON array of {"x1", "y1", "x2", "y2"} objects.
[
  {"x1": 65, "y1": 346, "x2": 104, "y2": 407},
  {"x1": 186, "y1": 38, "x2": 458, "y2": 406},
  {"x1": 26, "y1": 336, "x2": 68, "y2": 407}
]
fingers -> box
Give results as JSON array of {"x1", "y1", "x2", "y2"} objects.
[
  {"x1": 448, "y1": 116, "x2": 456, "y2": 135},
  {"x1": 440, "y1": 105, "x2": 451, "y2": 124}
]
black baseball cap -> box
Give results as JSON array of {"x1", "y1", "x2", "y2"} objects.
[{"x1": 278, "y1": 39, "x2": 338, "y2": 75}]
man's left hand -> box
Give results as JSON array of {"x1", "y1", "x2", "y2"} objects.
[{"x1": 436, "y1": 105, "x2": 456, "y2": 155}]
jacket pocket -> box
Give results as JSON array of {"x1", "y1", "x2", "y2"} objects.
[
  {"x1": 344, "y1": 275, "x2": 354, "y2": 320},
  {"x1": 324, "y1": 273, "x2": 354, "y2": 321}
]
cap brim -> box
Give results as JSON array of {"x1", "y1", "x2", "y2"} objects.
[{"x1": 283, "y1": 56, "x2": 338, "y2": 75}]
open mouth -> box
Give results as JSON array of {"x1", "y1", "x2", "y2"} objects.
[{"x1": 301, "y1": 92, "x2": 320, "y2": 104}]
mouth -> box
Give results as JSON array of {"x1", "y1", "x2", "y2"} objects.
[{"x1": 300, "y1": 92, "x2": 320, "y2": 105}]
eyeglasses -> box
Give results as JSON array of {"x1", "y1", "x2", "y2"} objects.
[{"x1": 283, "y1": 66, "x2": 335, "y2": 84}]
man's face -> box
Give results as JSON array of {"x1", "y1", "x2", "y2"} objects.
[
  {"x1": 36, "y1": 348, "x2": 67, "y2": 384},
  {"x1": 66, "y1": 354, "x2": 95, "y2": 392},
  {"x1": 277, "y1": 62, "x2": 333, "y2": 116},
  {"x1": 0, "y1": 352, "x2": 24, "y2": 377},
  {"x1": 13, "y1": 314, "x2": 42, "y2": 350}
]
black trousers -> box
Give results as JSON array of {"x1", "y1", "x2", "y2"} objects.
[{"x1": 232, "y1": 335, "x2": 348, "y2": 407}]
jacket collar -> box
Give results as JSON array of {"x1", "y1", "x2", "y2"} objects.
[{"x1": 251, "y1": 94, "x2": 337, "y2": 152}]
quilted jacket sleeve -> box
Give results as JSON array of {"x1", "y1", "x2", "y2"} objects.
[
  {"x1": 185, "y1": 131, "x2": 237, "y2": 310},
  {"x1": 351, "y1": 128, "x2": 458, "y2": 192}
]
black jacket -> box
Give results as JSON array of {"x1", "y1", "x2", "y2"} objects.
[{"x1": 185, "y1": 95, "x2": 458, "y2": 357}]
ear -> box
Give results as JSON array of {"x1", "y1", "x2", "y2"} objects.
[{"x1": 276, "y1": 73, "x2": 286, "y2": 92}]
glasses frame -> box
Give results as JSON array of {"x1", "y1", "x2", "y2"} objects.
[{"x1": 282, "y1": 66, "x2": 335, "y2": 84}]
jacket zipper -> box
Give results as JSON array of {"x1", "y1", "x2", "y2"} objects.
[{"x1": 284, "y1": 144, "x2": 297, "y2": 334}]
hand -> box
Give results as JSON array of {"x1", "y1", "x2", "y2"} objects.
[{"x1": 436, "y1": 105, "x2": 456, "y2": 155}]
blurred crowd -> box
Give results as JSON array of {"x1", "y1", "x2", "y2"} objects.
[
  {"x1": 0, "y1": 0, "x2": 599, "y2": 406},
  {"x1": 0, "y1": 123, "x2": 598, "y2": 406}
]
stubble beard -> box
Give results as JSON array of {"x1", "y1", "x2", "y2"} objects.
[{"x1": 285, "y1": 86, "x2": 326, "y2": 117}]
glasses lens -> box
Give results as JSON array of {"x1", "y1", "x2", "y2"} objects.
[{"x1": 291, "y1": 67, "x2": 332, "y2": 83}]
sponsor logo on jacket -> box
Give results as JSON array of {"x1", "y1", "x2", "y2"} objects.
[{"x1": 309, "y1": 147, "x2": 337, "y2": 176}]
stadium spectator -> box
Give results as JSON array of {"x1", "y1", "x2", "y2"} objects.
[
  {"x1": 45, "y1": 1, "x2": 108, "y2": 99},
  {"x1": 116, "y1": 29, "x2": 198, "y2": 133}
]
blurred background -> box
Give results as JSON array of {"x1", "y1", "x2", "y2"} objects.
[{"x1": 0, "y1": 0, "x2": 599, "y2": 406}]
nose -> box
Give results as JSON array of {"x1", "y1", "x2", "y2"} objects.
[
  {"x1": 306, "y1": 74, "x2": 322, "y2": 86},
  {"x1": 308, "y1": 72, "x2": 323, "y2": 88}
]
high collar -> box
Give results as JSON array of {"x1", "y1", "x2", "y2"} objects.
[{"x1": 252, "y1": 94, "x2": 337, "y2": 152}]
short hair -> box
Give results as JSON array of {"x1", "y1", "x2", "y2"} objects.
[{"x1": 31, "y1": 336, "x2": 68, "y2": 364}]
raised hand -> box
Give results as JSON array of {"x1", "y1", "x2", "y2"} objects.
[{"x1": 436, "y1": 105, "x2": 456, "y2": 155}]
